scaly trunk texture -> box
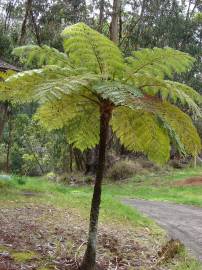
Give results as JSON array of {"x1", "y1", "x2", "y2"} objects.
[{"x1": 81, "y1": 102, "x2": 112, "y2": 270}]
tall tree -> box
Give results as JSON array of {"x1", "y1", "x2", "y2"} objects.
[
  {"x1": 1, "y1": 23, "x2": 201, "y2": 270},
  {"x1": 98, "y1": 0, "x2": 105, "y2": 32},
  {"x1": 19, "y1": 0, "x2": 33, "y2": 45},
  {"x1": 110, "y1": 0, "x2": 121, "y2": 43}
]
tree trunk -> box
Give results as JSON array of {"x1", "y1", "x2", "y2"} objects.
[
  {"x1": 19, "y1": 0, "x2": 33, "y2": 45},
  {"x1": 24, "y1": 135, "x2": 44, "y2": 175},
  {"x1": 69, "y1": 144, "x2": 73, "y2": 172},
  {"x1": 110, "y1": 0, "x2": 121, "y2": 43},
  {"x1": 30, "y1": 10, "x2": 41, "y2": 45},
  {"x1": 119, "y1": 4, "x2": 122, "y2": 43},
  {"x1": 0, "y1": 102, "x2": 9, "y2": 141},
  {"x1": 85, "y1": 147, "x2": 98, "y2": 175},
  {"x1": 98, "y1": 0, "x2": 105, "y2": 33},
  {"x1": 81, "y1": 102, "x2": 112, "y2": 270},
  {"x1": 6, "y1": 115, "x2": 13, "y2": 173},
  {"x1": 74, "y1": 149, "x2": 85, "y2": 171}
]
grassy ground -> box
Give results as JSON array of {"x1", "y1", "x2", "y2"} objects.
[
  {"x1": 104, "y1": 166, "x2": 202, "y2": 206},
  {"x1": 0, "y1": 166, "x2": 202, "y2": 269},
  {"x1": 0, "y1": 175, "x2": 157, "y2": 229}
]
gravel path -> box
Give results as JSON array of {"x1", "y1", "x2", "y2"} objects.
[{"x1": 123, "y1": 199, "x2": 202, "y2": 261}]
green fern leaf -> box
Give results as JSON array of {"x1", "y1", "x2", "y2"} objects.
[
  {"x1": 4, "y1": 65, "x2": 99, "y2": 103},
  {"x1": 112, "y1": 107, "x2": 171, "y2": 164},
  {"x1": 93, "y1": 81, "x2": 143, "y2": 105},
  {"x1": 13, "y1": 45, "x2": 71, "y2": 68},
  {"x1": 133, "y1": 97, "x2": 201, "y2": 156},
  {"x1": 126, "y1": 47, "x2": 194, "y2": 78},
  {"x1": 62, "y1": 23, "x2": 124, "y2": 78},
  {"x1": 35, "y1": 96, "x2": 99, "y2": 150}
]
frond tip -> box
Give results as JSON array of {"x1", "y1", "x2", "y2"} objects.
[
  {"x1": 13, "y1": 45, "x2": 71, "y2": 68},
  {"x1": 126, "y1": 47, "x2": 195, "y2": 78}
]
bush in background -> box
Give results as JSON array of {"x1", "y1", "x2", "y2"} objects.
[{"x1": 107, "y1": 159, "x2": 143, "y2": 181}]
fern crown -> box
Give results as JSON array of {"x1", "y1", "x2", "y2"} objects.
[{"x1": 1, "y1": 22, "x2": 201, "y2": 164}]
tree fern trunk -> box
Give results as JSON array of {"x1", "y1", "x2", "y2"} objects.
[{"x1": 81, "y1": 102, "x2": 112, "y2": 270}]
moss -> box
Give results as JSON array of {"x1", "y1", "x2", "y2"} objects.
[{"x1": 12, "y1": 251, "x2": 38, "y2": 262}]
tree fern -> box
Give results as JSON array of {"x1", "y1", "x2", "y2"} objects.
[
  {"x1": 1, "y1": 22, "x2": 201, "y2": 270},
  {"x1": 1, "y1": 22, "x2": 201, "y2": 162}
]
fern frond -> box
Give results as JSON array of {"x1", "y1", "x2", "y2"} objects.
[
  {"x1": 165, "y1": 81, "x2": 202, "y2": 104},
  {"x1": 158, "y1": 102, "x2": 201, "y2": 156},
  {"x1": 126, "y1": 47, "x2": 194, "y2": 78},
  {"x1": 127, "y1": 73, "x2": 201, "y2": 117},
  {"x1": 3, "y1": 65, "x2": 99, "y2": 103},
  {"x1": 61, "y1": 23, "x2": 124, "y2": 77},
  {"x1": 34, "y1": 95, "x2": 81, "y2": 130},
  {"x1": 156, "y1": 116, "x2": 186, "y2": 156},
  {"x1": 93, "y1": 81, "x2": 143, "y2": 105},
  {"x1": 35, "y1": 96, "x2": 99, "y2": 151},
  {"x1": 111, "y1": 107, "x2": 170, "y2": 164},
  {"x1": 66, "y1": 108, "x2": 99, "y2": 151},
  {"x1": 0, "y1": 70, "x2": 16, "y2": 101},
  {"x1": 132, "y1": 97, "x2": 201, "y2": 156},
  {"x1": 13, "y1": 45, "x2": 71, "y2": 68}
]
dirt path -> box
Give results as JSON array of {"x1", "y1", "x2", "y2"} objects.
[{"x1": 123, "y1": 199, "x2": 202, "y2": 261}]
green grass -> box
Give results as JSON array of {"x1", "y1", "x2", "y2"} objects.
[
  {"x1": 171, "y1": 250, "x2": 202, "y2": 270},
  {"x1": 12, "y1": 251, "x2": 38, "y2": 262},
  {"x1": 103, "y1": 166, "x2": 202, "y2": 206},
  {"x1": 0, "y1": 175, "x2": 158, "y2": 231},
  {"x1": 1, "y1": 166, "x2": 202, "y2": 228}
]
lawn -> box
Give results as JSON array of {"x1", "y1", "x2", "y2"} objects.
[{"x1": 0, "y1": 166, "x2": 202, "y2": 269}]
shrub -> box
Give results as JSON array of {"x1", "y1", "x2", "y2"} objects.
[
  {"x1": 107, "y1": 159, "x2": 143, "y2": 181},
  {"x1": 169, "y1": 159, "x2": 187, "y2": 169},
  {"x1": 84, "y1": 175, "x2": 94, "y2": 185}
]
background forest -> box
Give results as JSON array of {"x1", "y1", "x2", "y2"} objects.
[{"x1": 0, "y1": 0, "x2": 201, "y2": 178}]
